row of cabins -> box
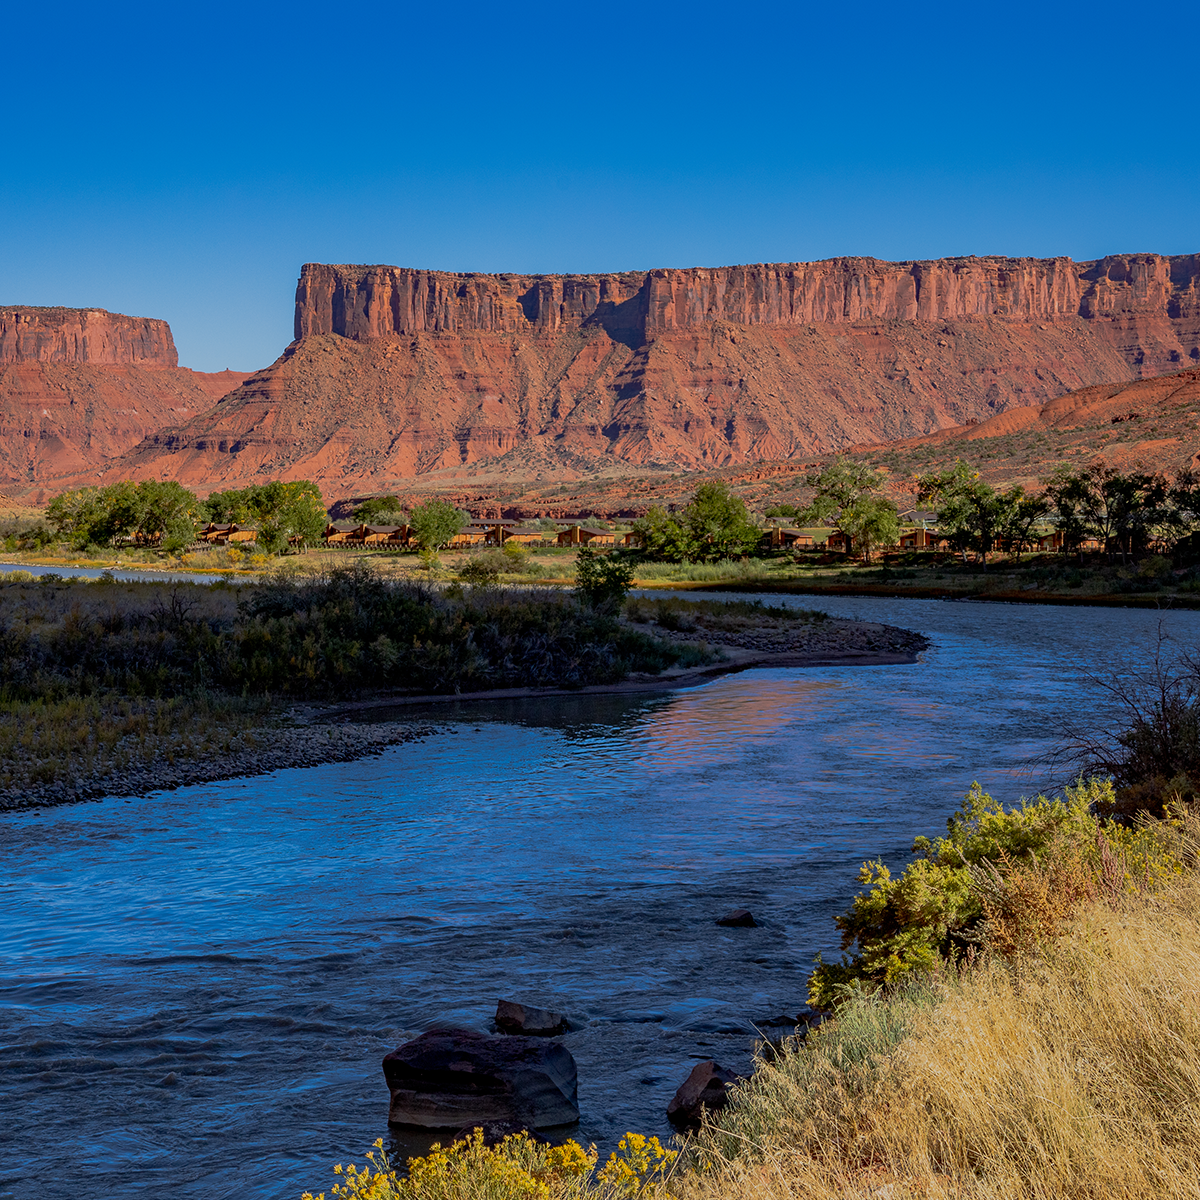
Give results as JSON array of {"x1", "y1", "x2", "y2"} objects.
[{"x1": 321, "y1": 521, "x2": 624, "y2": 549}]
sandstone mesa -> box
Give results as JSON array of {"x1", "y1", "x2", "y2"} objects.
[{"x1": 4, "y1": 252, "x2": 1199, "y2": 499}]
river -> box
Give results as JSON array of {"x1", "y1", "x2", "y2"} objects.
[{"x1": 2, "y1": 595, "x2": 1197, "y2": 1200}]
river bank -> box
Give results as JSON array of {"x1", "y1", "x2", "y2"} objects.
[{"x1": 0, "y1": 607, "x2": 927, "y2": 812}]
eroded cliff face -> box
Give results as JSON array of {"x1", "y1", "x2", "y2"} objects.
[
  {"x1": 0, "y1": 307, "x2": 179, "y2": 367},
  {"x1": 0, "y1": 307, "x2": 249, "y2": 487},
  {"x1": 295, "y1": 254, "x2": 1200, "y2": 340},
  {"x1": 60, "y1": 254, "x2": 1200, "y2": 496}
]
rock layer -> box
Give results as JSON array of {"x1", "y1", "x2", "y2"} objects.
[
  {"x1": 295, "y1": 254, "x2": 1200, "y2": 341},
  {"x1": 0, "y1": 307, "x2": 179, "y2": 367},
  {"x1": 40, "y1": 254, "x2": 1200, "y2": 496},
  {"x1": 0, "y1": 308, "x2": 248, "y2": 488}
]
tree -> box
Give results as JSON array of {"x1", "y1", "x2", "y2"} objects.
[
  {"x1": 999, "y1": 491, "x2": 1052, "y2": 559},
  {"x1": 46, "y1": 480, "x2": 199, "y2": 550},
  {"x1": 1045, "y1": 465, "x2": 1170, "y2": 562},
  {"x1": 682, "y1": 482, "x2": 762, "y2": 561},
  {"x1": 837, "y1": 494, "x2": 900, "y2": 563},
  {"x1": 918, "y1": 463, "x2": 1044, "y2": 566},
  {"x1": 630, "y1": 506, "x2": 690, "y2": 562},
  {"x1": 353, "y1": 494, "x2": 407, "y2": 524},
  {"x1": 631, "y1": 482, "x2": 761, "y2": 563},
  {"x1": 138, "y1": 480, "x2": 199, "y2": 552},
  {"x1": 575, "y1": 547, "x2": 635, "y2": 607},
  {"x1": 203, "y1": 488, "x2": 253, "y2": 525},
  {"x1": 803, "y1": 457, "x2": 899, "y2": 564},
  {"x1": 409, "y1": 500, "x2": 469, "y2": 551},
  {"x1": 249, "y1": 481, "x2": 327, "y2": 553}
]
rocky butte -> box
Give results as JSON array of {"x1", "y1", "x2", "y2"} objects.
[
  {"x1": 55, "y1": 253, "x2": 1200, "y2": 494},
  {"x1": 0, "y1": 307, "x2": 247, "y2": 488}
]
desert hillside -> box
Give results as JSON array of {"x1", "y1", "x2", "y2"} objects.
[
  {"x1": 0, "y1": 306, "x2": 248, "y2": 487},
  {"x1": 11, "y1": 252, "x2": 1200, "y2": 500}
]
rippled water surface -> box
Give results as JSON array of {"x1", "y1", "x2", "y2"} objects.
[{"x1": 3, "y1": 596, "x2": 1199, "y2": 1200}]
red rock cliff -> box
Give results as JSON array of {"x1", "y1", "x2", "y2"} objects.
[
  {"x1": 0, "y1": 307, "x2": 250, "y2": 490},
  {"x1": 295, "y1": 254, "x2": 1200, "y2": 340},
  {"x1": 70, "y1": 253, "x2": 1200, "y2": 497},
  {"x1": 0, "y1": 307, "x2": 179, "y2": 367}
]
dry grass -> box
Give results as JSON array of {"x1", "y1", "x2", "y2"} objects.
[{"x1": 680, "y1": 868, "x2": 1200, "y2": 1199}]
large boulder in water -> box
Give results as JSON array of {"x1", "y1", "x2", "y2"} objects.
[{"x1": 383, "y1": 1028, "x2": 579, "y2": 1129}]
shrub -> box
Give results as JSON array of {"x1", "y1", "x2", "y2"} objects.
[
  {"x1": 302, "y1": 1129, "x2": 675, "y2": 1200},
  {"x1": 808, "y1": 777, "x2": 1185, "y2": 1007},
  {"x1": 575, "y1": 548, "x2": 635, "y2": 608}
]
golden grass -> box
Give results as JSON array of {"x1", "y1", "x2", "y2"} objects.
[
  {"x1": 0, "y1": 693, "x2": 266, "y2": 800},
  {"x1": 681, "y1": 871, "x2": 1200, "y2": 1199}
]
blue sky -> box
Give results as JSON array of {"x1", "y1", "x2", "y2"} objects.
[{"x1": 3, "y1": 0, "x2": 1197, "y2": 371}]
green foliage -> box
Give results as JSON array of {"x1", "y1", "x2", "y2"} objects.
[
  {"x1": 631, "y1": 481, "x2": 761, "y2": 562},
  {"x1": 1045, "y1": 463, "x2": 1172, "y2": 558},
  {"x1": 808, "y1": 777, "x2": 1183, "y2": 1008},
  {"x1": 575, "y1": 547, "x2": 635, "y2": 607},
  {"x1": 803, "y1": 457, "x2": 899, "y2": 563},
  {"x1": 409, "y1": 499, "x2": 470, "y2": 550},
  {"x1": 200, "y1": 481, "x2": 327, "y2": 552},
  {"x1": 0, "y1": 567, "x2": 707, "y2": 705},
  {"x1": 352, "y1": 494, "x2": 406, "y2": 524},
  {"x1": 919, "y1": 462, "x2": 1050, "y2": 562},
  {"x1": 47, "y1": 480, "x2": 200, "y2": 551}
]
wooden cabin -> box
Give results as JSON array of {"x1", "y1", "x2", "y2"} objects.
[
  {"x1": 825, "y1": 530, "x2": 853, "y2": 553},
  {"x1": 763, "y1": 527, "x2": 814, "y2": 549},
  {"x1": 620, "y1": 530, "x2": 642, "y2": 548},
  {"x1": 199, "y1": 523, "x2": 256, "y2": 545},
  {"x1": 362, "y1": 524, "x2": 409, "y2": 547},
  {"x1": 323, "y1": 523, "x2": 359, "y2": 545},
  {"x1": 899, "y1": 528, "x2": 939, "y2": 550},
  {"x1": 447, "y1": 525, "x2": 488, "y2": 548},
  {"x1": 501, "y1": 526, "x2": 546, "y2": 545},
  {"x1": 557, "y1": 525, "x2": 616, "y2": 546}
]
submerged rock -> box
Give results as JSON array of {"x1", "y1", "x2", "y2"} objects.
[
  {"x1": 383, "y1": 1028, "x2": 579, "y2": 1130},
  {"x1": 495, "y1": 999, "x2": 568, "y2": 1037},
  {"x1": 715, "y1": 909, "x2": 757, "y2": 927},
  {"x1": 666, "y1": 1060, "x2": 740, "y2": 1127}
]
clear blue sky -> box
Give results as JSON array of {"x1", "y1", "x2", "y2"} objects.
[{"x1": 3, "y1": 0, "x2": 1196, "y2": 372}]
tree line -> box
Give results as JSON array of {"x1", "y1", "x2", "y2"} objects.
[{"x1": 46, "y1": 479, "x2": 328, "y2": 554}]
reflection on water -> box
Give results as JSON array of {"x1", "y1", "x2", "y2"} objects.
[{"x1": 2, "y1": 596, "x2": 1199, "y2": 1200}]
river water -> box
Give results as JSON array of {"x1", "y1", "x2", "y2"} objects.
[{"x1": 2, "y1": 595, "x2": 1198, "y2": 1200}]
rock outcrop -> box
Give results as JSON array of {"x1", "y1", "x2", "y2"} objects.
[
  {"x1": 295, "y1": 254, "x2": 1200, "y2": 342},
  {"x1": 382, "y1": 1029, "x2": 579, "y2": 1130},
  {"x1": 666, "y1": 1060, "x2": 740, "y2": 1127},
  {"x1": 39, "y1": 253, "x2": 1200, "y2": 496},
  {"x1": 0, "y1": 307, "x2": 179, "y2": 367},
  {"x1": 0, "y1": 308, "x2": 248, "y2": 489}
]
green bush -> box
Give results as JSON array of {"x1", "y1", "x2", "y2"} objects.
[
  {"x1": 575, "y1": 548, "x2": 635, "y2": 608},
  {"x1": 808, "y1": 777, "x2": 1185, "y2": 1008}
]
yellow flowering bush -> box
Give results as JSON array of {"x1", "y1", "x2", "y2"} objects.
[
  {"x1": 303, "y1": 1129, "x2": 675, "y2": 1200},
  {"x1": 809, "y1": 777, "x2": 1193, "y2": 1007}
]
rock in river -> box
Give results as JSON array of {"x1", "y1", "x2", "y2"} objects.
[
  {"x1": 495, "y1": 999, "x2": 569, "y2": 1037},
  {"x1": 715, "y1": 909, "x2": 757, "y2": 927},
  {"x1": 666, "y1": 1060, "x2": 740, "y2": 1127},
  {"x1": 383, "y1": 1028, "x2": 579, "y2": 1129}
]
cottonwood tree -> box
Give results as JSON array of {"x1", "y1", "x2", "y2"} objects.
[
  {"x1": 408, "y1": 500, "x2": 470, "y2": 551},
  {"x1": 632, "y1": 482, "x2": 761, "y2": 563},
  {"x1": 803, "y1": 456, "x2": 899, "y2": 564}
]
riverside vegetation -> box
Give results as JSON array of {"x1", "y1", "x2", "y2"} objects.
[
  {"x1": 304, "y1": 663, "x2": 1200, "y2": 1200},
  {"x1": 0, "y1": 564, "x2": 716, "y2": 808}
]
